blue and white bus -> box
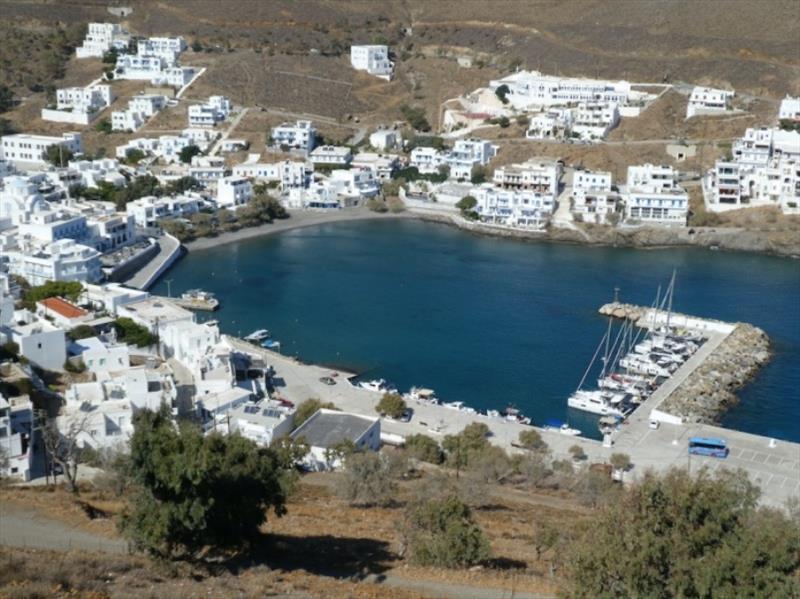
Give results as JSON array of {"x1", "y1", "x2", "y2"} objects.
[{"x1": 688, "y1": 437, "x2": 729, "y2": 458}]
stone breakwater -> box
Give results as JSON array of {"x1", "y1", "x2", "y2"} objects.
[
  {"x1": 660, "y1": 323, "x2": 770, "y2": 423},
  {"x1": 598, "y1": 302, "x2": 771, "y2": 424}
]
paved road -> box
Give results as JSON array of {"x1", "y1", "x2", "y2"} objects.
[
  {"x1": 123, "y1": 234, "x2": 182, "y2": 290},
  {"x1": 209, "y1": 106, "x2": 250, "y2": 156},
  {"x1": 0, "y1": 504, "x2": 128, "y2": 554}
]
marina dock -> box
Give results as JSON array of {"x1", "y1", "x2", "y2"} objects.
[{"x1": 225, "y1": 307, "x2": 800, "y2": 509}]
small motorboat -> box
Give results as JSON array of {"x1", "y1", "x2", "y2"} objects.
[
  {"x1": 244, "y1": 329, "x2": 270, "y2": 343},
  {"x1": 542, "y1": 419, "x2": 582, "y2": 436},
  {"x1": 261, "y1": 339, "x2": 281, "y2": 350}
]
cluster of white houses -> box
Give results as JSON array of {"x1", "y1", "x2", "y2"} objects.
[
  {"x1": 704, "y1": 126, "x2": 800, "y2": 214},
  {"x1": 0, "y1": 273, "x2": 380, "y2": 480},
  {"x1": 42, "y1": 84, "x2": 115, "y2": 125}
]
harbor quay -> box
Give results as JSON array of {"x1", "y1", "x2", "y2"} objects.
[{"x1": 225, "y1": 333, "x2": 800, "y2": 509}]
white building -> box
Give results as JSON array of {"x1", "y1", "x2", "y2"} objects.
[
  {"x1": 290, "y1": 408, "x2": 381, "y2": 471},
  {"x1": 526, "y1": 109, "x2": 572, "y2": 140},
  {"x1": 6, "y1": 238, "x2": 102, "y2": 286},
  {"x1": 0, "y1": 176, "x2": 51, "y2": 226},
  {"x1": 624, "y1": 164, "x2": 688, "y2": 225},
  {"x1": 226, "y1": 399, "x2": 295, "y2": 446},
  {"x1": 778, "y1": 95, "x2": 800, "y2": 122},
  {"x1": 369, "y1": 128, "x2": 401, "y2": 151},
  {"x1": 3, "y1": 310, "x2": 67, "y2": 371},
  {"x1": 114, "y1": 54, "x2": 166, "y2": 81},
  {"x1": 328, "y1": 168, "x2": 380, "y2": 199},
  {"x1": 704, "y1": 127, "x2": 800, "y2": 213},
  {"x1": 126, "y1": 194, "x2": 201, "y2": 228},
  {"x1": 111, "y1": 94, "x2": 167, "y2": 132},
  {"x1": 473, "y1": 184, "x2": 555, "y2": 229},
  {"x1": 493, "y1": 160, "x2": 561, "y2": 198},
  {"x1": 571, "y1": 169, "x2": 617, "y2": 225},
  {"x1": 0, "y1": 394, "x2": 34, "y2": 481},
  {"x1": 187, "y1": 95, "x2": 232, "y2": 127},
  {"x1": 35, "y1": 296, "x2": 92, "y2": 329},
  {"x1": 448, "y1": 138, "x2": 498, "y2": 180},
  {"x1": 410, "y1": 146, "x2": 447, "y2": 174},
  {"x1": 350, "y1": 45, "x2": 394, "y2": 81},
  {"x1": 489, "y1": 70, "x2": 634, "y2": 111},
  {"x1": 137, "y1": 37, "x2": 186, "y2": 66},
  {"x1": 0, "y1": 133, "x2": 83, "y2": 168},
  {"x1": 217, "y1": 176, "x2": 253, "y2": 209},
  {"x1": 76, "y1": 23, "x2": 129, "y2": 59},
  {"x1": 309, "y1": 145, "x2": 353, "y2": 166},
  {"x1": 67, "y1": 158, "x2": 126, "y2": 189},
  {"x1": 116, "y1": 134, "x2": 192, "y2": 163},
  {"x1": 42, "y1": 85, "x2": 114, "y2": 125},
  {"x1": 83, "y1": 282, "x2": 148, "y2": 316},
  {"x1": 271, "y1": 120, "x2": 317, "y2": 152},
  {"x1": 232, "y1": 160, "x2": 312, "y2": 190},
  {"x1": 70, "y1": 336, "x2": 130, "y2": 377},
  {"x1": 351, "y1": 152, "x2": 402, "y2": 181},
  {"x1": 686, "y1": 86, "x2": 734, "y2": 119},
  {"x1": 572, "y1": 102, "x2": 620, "y2": 140}
]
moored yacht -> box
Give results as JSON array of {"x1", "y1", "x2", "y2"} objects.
[{"x1": 567, "y1": 389, "x2": 630, "y2": 417}]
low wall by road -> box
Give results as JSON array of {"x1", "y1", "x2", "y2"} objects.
[
  {"x1": 105, "y1": 241, "x2": 159, "y2": 283},
  {"x1": 123, "y1": 233, "x2": 183, "y2": 290}
]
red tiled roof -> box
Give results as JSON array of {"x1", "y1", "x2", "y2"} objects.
[{"x1": 38, "y1": 296, "x2": 89, "y2": 319}]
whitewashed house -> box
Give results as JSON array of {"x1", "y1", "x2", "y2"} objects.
[
  {"x1": 76, "y1": 23, "x2": 129, "y2": 59},
  {"x1": 111, "y1": 94, "x2": 167, "y2": 132},
  {"x1": 624, "y1": 164, "x2": 688, "y2": 225},
  {"x1": 0, "y1": 133, "x2": 83, "y2": 168},
  {"x1": 0, "y1": 177, "x2": 49, "y2": 226},
  {"x1": 137, "y1": 37, "x2": 186, "y2": 66},
  {"x1": 779, "y1": 96, "x2": 800, "y2": 122},
  {"x1": 448, "y1": 138, "x2": 498, "y2": 180},
  {"x1": 571, "y1": 169, "x2": 617, "y2": 224},
  {"x1": 3, "y1": 309, "x2": 66, "y2": 371},
  {"x1": 328, "y1": 168, "x2": 380, "y2": 200},
  {"x1": 309, "y1": 145, "x2": 353, "y2": 166},
  {"x1": 572, "y1": 102, "x2": 620, "y2": 140},
  {"x1": 271, "y1": 120, "x2": 317, "y2": 152},
  {"x1": 473, "y1": 184, "x2": 555, "y2": 229},
  {"x1": 69, "y1": 336, "x2": 130, "y2": 377},
  {"x1": 686, "y1": 86, "x2": 734, "y2": 119},
  {"x1": 350, "y1": 45, "x2": 394, "y2": 81},
  {"x1": 493, "y1": 160, "x2": 561, "y2": 199},
  {"x1": 35, "y1": 296, "x2": 92, "y2": 329},
  {"x1": 290, "y1": 409, "x2": 381, "y2": 471},
  {"x1": 369, "y1": 128, "x2": 401, "y2": 150},
  {"x1": 83, "y1": 282, "x2": 149, "y2": 316},
  {"x1": 232, "y1": 160, "x2": 312, "y2": 190},
  {"x1": 116, "y1": 135, "x2": 192, "y2": 163},
  {"x1": 351, "y1": 152, "x2": 402, "y2": 181},
  {"x1": 42, "y1": 85, "x2": 114, "y2": 125},
  {"x1": 526, "y1": 109, "x2": 572, "y2": 140},
  {"x1": 0, "y1": 394, "x2": 35, "y2": 481},
  {"x1": 187, "y1": 96, "x2": 232, "y2": 127},
  {"x1": 126, "y1": 194, "x2": 201, "y2": 228},
  {"x1": 410, "y1": 146, "x2": 446, "y2": 174},
  {"x1": 6, "y1": 238, "x2": 102, "y2": 286},
  {"x1": 217, "y1": 176, "x2": 253, "y2": 209},
  {"x1": 226, "y1": 400, "x2": 295, "y2": 446}
]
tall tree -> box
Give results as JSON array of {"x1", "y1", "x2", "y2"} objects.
[
  {"x1": 120, "y1": 407, "x2": 287, "y2": 559},
  {"x1": 564, "y1": 467, "x2": 800, "y2": 598}
]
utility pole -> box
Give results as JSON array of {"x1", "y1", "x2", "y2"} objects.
[{"x1": 165, "y1": 279, "x2": 173, "y2": 298}]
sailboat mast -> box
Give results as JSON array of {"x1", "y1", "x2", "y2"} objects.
[{"x1": 666, "y1": 269, "x2": 676, "y2": 331}]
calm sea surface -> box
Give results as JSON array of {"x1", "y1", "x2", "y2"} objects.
[{"x1": 154, "y1": 220, "x2": 800, "y2": 442}]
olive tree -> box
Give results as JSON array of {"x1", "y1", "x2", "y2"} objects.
[{"x1": 376, "y1": 392, "x2": 406, "y2": 419}]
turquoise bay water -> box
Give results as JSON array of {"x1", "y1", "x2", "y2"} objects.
[{"x1": 154, "y1": 220, "x2": 800, "y2": 442}]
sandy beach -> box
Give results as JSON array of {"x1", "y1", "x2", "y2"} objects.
[{"x1": 183, "y1": 208, "x2": 415, "y2": 251}]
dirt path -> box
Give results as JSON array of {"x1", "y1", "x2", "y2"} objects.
[{"x1": 0, "y1": 503, "x2": 128, "y2": 554}]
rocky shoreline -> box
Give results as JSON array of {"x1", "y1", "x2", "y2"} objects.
[
  {"x1": 659, "y1": 323, "x2": 770, "y2": 423},
  {"x1": 412, "y1": 211, "x2": 800, "y2": 258},
  {"x1": 598, "y1": 302, "x2": 771, "y2": 424}
]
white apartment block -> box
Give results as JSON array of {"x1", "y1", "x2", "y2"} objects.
[
  {"x1": 18, "y1": 209, "x2": 88, "y2": 244},
  {"x1": 328, "y1": 168, "x2": 380, "y2": 199},
  {"x1": 448, "y1": 138, "x2": 498, "y2": 180},
  {"x1": 111, "y1": 94, "x2": 167, "y2": 132},
  {"x1": 226, "y1": 400, "x2": 295, "y2": 446},
  {"x1": 126, "y1": 194, "x2": 201, "y2": 228},
  {"x1": 493, "y1": 160, "x2": 561, "y2": 198},
  {"x1": 187, "y1": 95, "x2": 232, "y2": 127},
  {"x1": 705, "y1": 127, "x2": 800, "y2": 213},
  {"x1": 350, "y1": 45, "x2": 394, "y2": 81},
  {"x1": 778, "y1": 96, "x2": 800, "y2": 122},
  {"x1": 572, "y1": 102, "x2": 620, "y2": 140},
  {"x1": 0, "y1": 394, "x2": 34, "y2": 481},
  {"x1": 686, "y1": 86, "x2": 734, "y2": 119},
  {"x1": 410, "y1": 146, "x2": 446, "y2": 174},
  {"x1": 572, "y1": 170, "x2": 617, "y2": 225},
  {"x1": 114, "y1": 54, "x2": 165, "y2": 81},
  {"x1": 473, "y1": 184, "x2": 555, "y2": 229},
  {"x1": 232, "y1": 160, "x2": 312, "y2": 189},
  {"x1": 624, "y1": 164, "x2": 688, "y2": 225},
  {"x1": 490, "y1": 70, "x2": 634, "y2": 111},
  {"x1": 182, "y1": 127, "x2": 217, "y2": 146},
  {"x1": 0, "y1": 133, "x2": 83, "y2": 168},
  {"x1": 42, "y1": 84, "x2": 114, "y2": 125},
  {"x1": 351, "y1": 152, "x2": 401, "y2": 181},
  {"x1": 271, "y1": 120, "x2": 317, "y2": 152},
  {"x1": 217, "y1": 176, "x2": 253, "y2": 209},
  {"x1": 6, "y1": 238, "x2": 102, "y2": 285},
  {"x1": 76, "y1": 22, "x2": 129, "y2": 59},
  {"x1": 309, "y1": 145, "x2": 353, "y2": 166},
  {"x1": 526, "y1": 109, "x2": 572, "y2": 140},
  {"x1": 137, "y1": 37, "x2": 186, "y2": 66}
]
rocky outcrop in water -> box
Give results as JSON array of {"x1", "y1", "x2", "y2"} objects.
[{"x1": 660, "y1": 323, "x2": 770, "y2": 423}]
